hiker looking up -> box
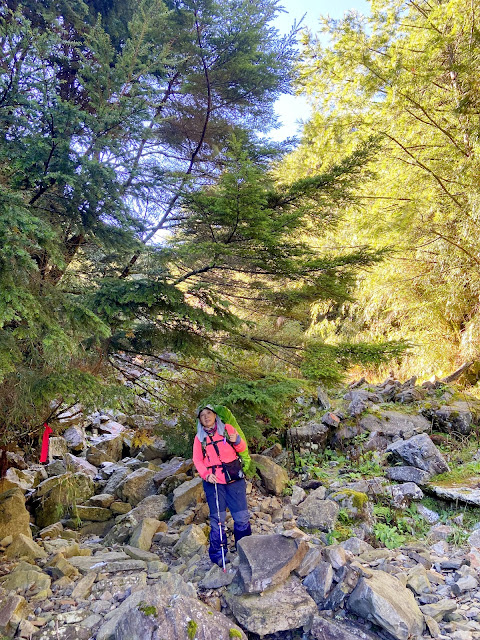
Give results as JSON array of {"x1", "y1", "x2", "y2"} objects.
[{"x1": 193, "y1": 405, "x2": 252, "y2": 567}]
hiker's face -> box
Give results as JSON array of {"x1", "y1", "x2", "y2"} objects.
[{"x1": 199, "y1": 409, "x2": 216, "y2": 429}]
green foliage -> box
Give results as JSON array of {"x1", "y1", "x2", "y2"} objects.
[
  {"x1": 301, "y1": 340, "x2": 410, "y2": 385},
  {"x1": 284, "y1": 0, "x2": 480, "y2": 379},
  {"x1": 187, "y1": 620, "x2": 198, "y2": 640},
  {"x1": 431, "y1": 462, "x2": 480, "y2": 485},
  {"x1": 138, "y1": 602, "x2": 158, "y2": 617},
  {"x1": 373, "y1": 522, "x2": 406, "y2": 550},
  {"x1": 229, "y1": 630, "x2": 243, "y2": 640},
  {"x1": 203, "y1": 374, "x2": 305, "y2": 444}
]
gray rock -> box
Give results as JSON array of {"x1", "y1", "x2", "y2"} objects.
[
  {"x1": 0, "y1": 594, "x2": 28, "y2": 637},
  {"x1": 97, "y1": 574, "x2": 243, "y2": 640},
  {"x1": 341, "y1": 537, "x2": 374, "y2": 556},
  {"x1": 46, "y1": 459, "x2": 67, "y2": 476},
  {"x1": 435, "y1": 403, "x2": 473, "y2": 435},
  {"x1": 103, "y1": 466, "x2": 129, "y2": 494},
  {"x1": 172, "y1": 524, "x2": 207, "y2": 557},
  {"x1": 311, "y1": 615, "x2": 384, "y2": 640},
  {"x1": 290, "y1": 485, "x2": 307, "y2": 506},
  {"x1": 153, "y1": 457, "x2": 193, "y2": 486},
  {"x1": 128, "y1": 494, "x2": 170, "y2": 522},
  {"x1": 344, "y1": 390, "x2": 380, "y2": 416},
  {"x1": 317, "y1": 386, "x2": 331, "y2": 410},
  {"x1": 468, "y1": 529, "x2": 480, "y2": 548},
  {"x1": 129, "y1": 518, "x2": 161, "y2": 551},
  {"x1": 117, "y1": 468, "x2": 157, "y2": 506},
  {"x1": 74, "y1": 505, "x2": 112, "y2": 521},
  {"x1": 250, "y1": 454, "x2": 289, "y2": 495},
  {"x1": 235, "y1": 534, "x2": 309, "y2": 594},
  {"x1": 406, "y1": 564, "x2": 431, "y2": 595},
  {"x1": 287, "y1": 421, "x2": 329, "y2": 447},
  {"x1": 303, "y1": 561, "x2": 334, "y2": 606},
  {"x1": 428, "y1": 484, "x2": 480, "y2": 507},
  {"x1": 391, "y1": 482, "x2": 424, "y2": 508},
  {"x1": 131, "y1": 437, "x2": 168, "y2": 461},
  {"x1": 33, "y1": 472, "x2": 95, "y2": 528},
  {"x1": 199, "y1": 564, "x2": 236, "y2": 589},
  {"x1": 295, "y1": 545, "x2": 324, "y2": 577},
  {"x1": 386, "y1": 466, "x2": 431, "y2": 485},
  {"x1": 387, "y1": 433, "x2": 449, "y2": 475},
  {"x1": 63, "y1": 424, "x2": 86, "y2": 451},
  {"x1": 47, "y1": 436, "x2": 69, "y2": 460},
  {"x1": 420, "y1": 598, "x2": 457, "y2": 622},
  {"x1": 227, "y1": 576, "x2": 316, "y2": 636},
  {"x1": 87, "y1": 493, "x2": 115, "y2": 508},
  {"x1": 297, "y1": 493, "x2": 339, "y2": 532},
  {"x1": 360, "y1": 411, "x2": 431, "y2": 440},
  {"x1": 64, "y1": 453, "x2": 98, "y2": 477},
  {"x1": 347, "y1": 569, "x2": 424, "y2": 640},
  {"x1": 172, "y1": 477, "x2": 204, "y2": 514}
]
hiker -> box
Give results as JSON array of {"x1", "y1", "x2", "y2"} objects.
[{"x1": 193, "y1": 404, "x2": 252, "y2": 566}]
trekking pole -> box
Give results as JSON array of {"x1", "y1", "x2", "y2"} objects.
[{"x1": 214, "y1": 482, "x2": 226, "y2": 572}]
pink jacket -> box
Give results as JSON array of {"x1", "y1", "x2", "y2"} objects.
[{"x1": 193, "y1": 423, "x2": 247, "y2": 483}]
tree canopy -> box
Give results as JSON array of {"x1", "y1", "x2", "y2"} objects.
[
  {"x1": 282, "y1": 0, "x2": 480, "y2": 379},
  {"x1": 0, "y1": 0, "x2": 402, "y2": 444}
]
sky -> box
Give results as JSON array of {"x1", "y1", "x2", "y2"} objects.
[{"x1": 272, "y1": 0, "x2": 370, "y2": 141}]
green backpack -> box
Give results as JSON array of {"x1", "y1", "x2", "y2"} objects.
[{"x1": 205, "y1": 404, "x2": 252, "y2": 474}]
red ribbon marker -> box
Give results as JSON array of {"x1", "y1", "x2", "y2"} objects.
[{"x1": 39, "y1": 422, "x2": 53, "y2": 463}]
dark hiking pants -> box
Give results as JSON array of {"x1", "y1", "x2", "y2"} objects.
[{"x1": 203, "y1": 478, "x2": 251, "y2": 564}]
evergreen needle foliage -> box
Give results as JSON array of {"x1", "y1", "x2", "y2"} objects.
[{"x1": 0, "y1": 0, "x2": 403, "y2": 444}]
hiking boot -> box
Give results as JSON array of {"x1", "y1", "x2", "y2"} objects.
[{"x1": 215, "y1": 557, "x2": 231, "y2": 568}]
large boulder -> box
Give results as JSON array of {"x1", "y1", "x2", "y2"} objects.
[
  {"x1": 235, "y1": 534, "x2": 309, "y2": 594},
  {"x1": 103, "y1": 495, "x2": 169, "y2": 546},
  {"x1": 303, "y1": 561, "x2": 334, "y2": 606},
  {"x1": 386, "y1": 466, "x2": 431, "y2": 485},
  {"x1": 33, "y1": 473, "x2": 95, "y2": 528},
  {"x1": 173, "y1": 477, "x2": 204, "y2": 514},
  {"x1": 5, "y1": 534, "x2": 47, "y2": 561},
  {"x1": 117, "y1": 468, "x2": 157, "y2": 506},
  {"x1": 0, "y1": 594, "x2": 30, "y2": 638},
  {"x1": 434, "y1": 402, "x2": 474, "y2": 435},
  {"x1": 227, "y1": 576, "x2": 317, "y2": 636},
  {"x1": 62, "y1": 424, "x2": 86, "y2": 452},
  {"x1": 287, "y1": 421, "x2": 329, "y2": 448},
  {"x1": 386, "y1": 433, "x2": 449, "y2": 476},
  {"x1": 347, "y1": 570, "x2": 424, "y2": 640},
  {"x1": 129, "y1": 518, "x2": 161, "y2": 551},
  {"x1": 96, "y1": 573, "x2": 245, "y2": 640},
  {"x1": 427, "y1": 484, "x2": 480, "y2": 507},
  {"x1": 296, "y1": 488, "x2": 339, "y2": 532},
  {"x1": 359, "y1": 411, "x2": 430, "y2": 441},
  {"x1": 173, "y1": 524, "x2": 207, "y2": 557},
  {"x1": 131, "y1": 437, "x2": 168, "y2": 461},
  {"x1": 64, "y1": 453, "x2": 98, "y2": 478},
  {"x1": 250, "y1": 454, "x2": 289, "y2": 495},
  {"x1": 5, "y1": 468, "x2": 42, "y2": 491},
  {"x1": 153, "y1": 457, "x2": 193, "y2": 486},
  {"x1": 0, "y1": 488, "x2": 32, "y2": 539}
]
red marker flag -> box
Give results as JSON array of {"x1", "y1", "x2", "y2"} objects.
[{"x1": 39, "y1": 423, "x2": 53, "y2": 463}]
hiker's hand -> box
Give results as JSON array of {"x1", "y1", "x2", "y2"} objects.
[
  {"x1": 206, "y1": 474, "x2": 217, "y2": 483},
  {"x1": 227, "y1": 431, "x2": 237, "y2": 443}
]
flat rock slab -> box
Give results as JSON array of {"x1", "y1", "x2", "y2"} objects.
[
  {"x1": 360, "y1": 411, "x2": 431, "y2": 439},
  {"x1": 427, "y1": 484, "x2": 480, "y2": 507},
  {"x1": 236, "y1": 534, "x2": 309, "y2": 593},
  {"x1": 227, "y1": 575, "x2": 316, "y2": 636},
  {"x1": 69, "y1": 552, "x2": 146, "y2": 573}
]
